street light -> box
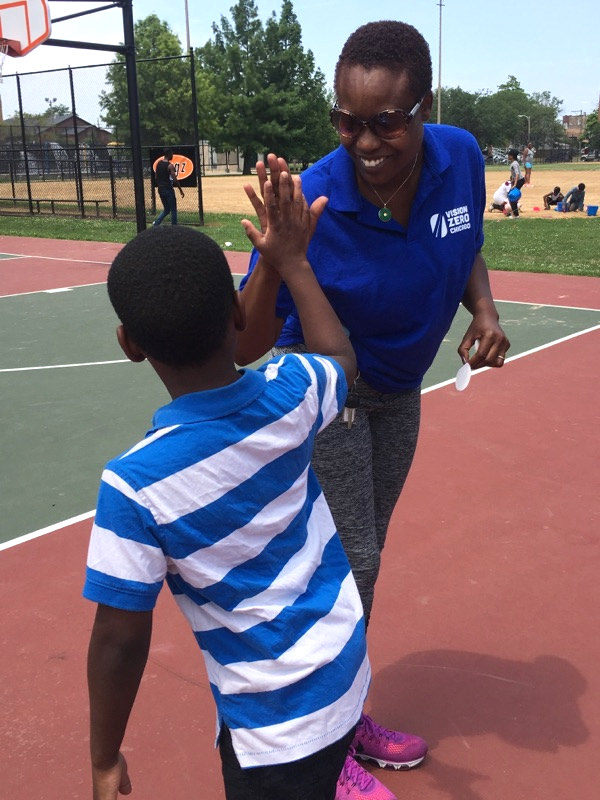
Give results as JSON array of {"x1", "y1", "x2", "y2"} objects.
[{"x1": 518, "y1": 114, "x2": 531, "y2": 141}]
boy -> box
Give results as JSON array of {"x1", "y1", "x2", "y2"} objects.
[
  {"x1": 84, "y1": 174, "x2": 370, "y2": 800},
  {"x1": 563, "y1": 183, "x2": 586, "y2": 212},
  {"x1": 506, "y1": 177, "x2": 526, "y2": 217},
  {"x1": 542, "y1": 186, "x2": 563, "y2": 210},
  {"x1": 490, "y1": 180, "x2": 511, "y2": 212}
]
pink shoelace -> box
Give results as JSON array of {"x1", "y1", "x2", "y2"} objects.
[{"x1": 340, "y1": 747, "x2": 373, "y2": 792}]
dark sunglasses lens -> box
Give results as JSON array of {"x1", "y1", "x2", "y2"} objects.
[
  {"x1": 331, "y1": 109, "x2": 362, "y2": 138},
  {"x1": 372, "y1": 111, "x2": 409, "y2": 138}
]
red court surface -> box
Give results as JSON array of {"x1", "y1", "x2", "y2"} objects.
[{"x1": 1, "y1": 236, "x2": 599, "y2": 800}]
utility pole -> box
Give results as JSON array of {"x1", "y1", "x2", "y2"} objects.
[
  {"x1": 183, "y1": 0, "x2": 191, "y2": 52},
  {"x1": 437, "y1": 1, "x2": 444, "y2": 124},
  {"x1": 518, "y1": 114, "x2": 531, "y2": 141}
]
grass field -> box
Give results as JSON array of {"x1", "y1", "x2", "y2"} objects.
[{"x1": 1, "y1": 163, "x2": 599, "y2": 277}]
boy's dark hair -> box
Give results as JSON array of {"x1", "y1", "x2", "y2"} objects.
[
  {"x1": 508, "y1": 148, "x2": 519, "y2": 159},
  {"x1": 163, "y1": 148, "x2": 174, "y2": 159},
  {"x1": 578, "y1": 183, "x2": 585, "y2": 191},
  {"x1": 516, "y1": 178, "x2": 526, "y2": 190},
  {"x1": 334, "y1": 21, "x2": 432, "y2": 103},
  {"x1": 107, "y1": 227, "x2": 235, "y2": 366}
]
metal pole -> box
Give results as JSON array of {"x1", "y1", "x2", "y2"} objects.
[
  {"x1": 16, "y1": 75, "x2": 34, "y2": 214},
  {"x1": 69, "y1": 67, "x2": 85, "y2": 216},
  {"x1": 184, "y1": 0, "x2": 191, "y2": 52},
  {"x1": 437, "y1": 1, "x2": 444, "y2": 124},
  {"x1": 121, "y1": 0, "x2": 146, "y2": 232},
  {"x1": 189, "y1": 47, "x2": 204, "y2": 225}
]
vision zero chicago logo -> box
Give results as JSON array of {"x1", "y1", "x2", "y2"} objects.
[{"x1": 430, "y1": 205, "x2": 471, "y2": 238}]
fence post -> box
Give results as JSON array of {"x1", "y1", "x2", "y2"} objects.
[
  {"x1": 122, "y1": 0, "x2": 147, "y2": 232},
  {"x1": 69, "y1": 67, "x2": 86, "y2": 217},
  {"x1": 108, "y1": 154, "x2": 117, "y2": 218},
  {"x1": 16, "y1": 75, "x2": 34, "y2": 214},
  {"x1": 189, "y1": 48, "x2": 204, "y2": 226}
]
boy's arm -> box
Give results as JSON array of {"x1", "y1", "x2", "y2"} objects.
[
  {"x1": 242, "y1": 172, "x2": 356, "y2": 388},
  {"x1": 235, "y1": 155, "x2": 293, "y2": 365},
  {"x1": 88, "y1": 604, "x2": 153, "y2": 799},
  {"x1": 234, "y1": 256, "x2": 284, "y2": 364}
]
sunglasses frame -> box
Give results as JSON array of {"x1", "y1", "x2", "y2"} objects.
[{"x1": 329, "y1": 97, "x2": 424, "y2": 141}]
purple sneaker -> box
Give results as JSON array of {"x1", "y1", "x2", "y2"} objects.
[
  {"x1": 335, "y1": 749, "x2": 397, "y2": 800},
  {"x1": 352, "y1": 713, "x2": 428, "y2": 770}
]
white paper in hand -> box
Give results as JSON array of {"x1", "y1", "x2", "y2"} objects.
[{"x1": 455, "y1": 339, "x2": 479, "y2": 392}]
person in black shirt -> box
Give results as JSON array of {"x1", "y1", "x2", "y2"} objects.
[{"x1": 153, "y1": 148, "x2": 184, "y2": 226}]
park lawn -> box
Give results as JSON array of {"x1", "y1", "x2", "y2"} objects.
[{"x1": 0, "y1": 212, "x2": 598, "y2": 278}]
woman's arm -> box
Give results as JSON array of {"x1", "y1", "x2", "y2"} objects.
[{"x1": 234, "y1": 256, "x2": 284, "y2": 365}]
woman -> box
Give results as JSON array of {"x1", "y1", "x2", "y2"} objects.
[{"x1": 237, "y1": 20, "x2": 510, "y2": 800}]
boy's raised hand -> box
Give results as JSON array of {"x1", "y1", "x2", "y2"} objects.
[{"x1": 242, "y1": 172, "x2": 327, "y2": 278}]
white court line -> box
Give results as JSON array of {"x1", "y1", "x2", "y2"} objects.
[
  {"x1": 0, "y1": 252, "x2": 112, "y2": 265},
  {"x1": 0, "y1": 359, "x2": 128, "y2": 373},
  {"x1": 0, "y1": 510, "x2": 96, "y2": 553},
  {"x1": 0, "y1": 281, "x2": 107, "y2": 299},
  {"x1": 423, "y1": 323, "x2": 600, "y2": 394},
  {"x1": 2, "y1": 322, "x2": 599, "y2": 553},
  {"x1": 494, "y1": 298, "x2": 600, "y2": 313}
]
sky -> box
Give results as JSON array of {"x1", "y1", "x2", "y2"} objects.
[{"x1": 1, "y1": 0, "x2": 599, "y2": 125}]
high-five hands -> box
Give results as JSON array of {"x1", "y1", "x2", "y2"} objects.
[{"x1": 242, "y1": 170, "x2": 327, "y2": 278}]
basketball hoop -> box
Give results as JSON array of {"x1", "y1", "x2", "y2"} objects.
[{"x1": 0, "y1": 39, "x2": 8, "y2": 83}]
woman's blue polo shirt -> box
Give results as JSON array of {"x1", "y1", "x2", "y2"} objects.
[{"x1": 242, "y1": 124, "x2": 486, "y2": 392}]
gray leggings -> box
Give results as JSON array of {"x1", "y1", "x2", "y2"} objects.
[{"x1": 274, "y1": 349, "x2": 421, "y2": 622}]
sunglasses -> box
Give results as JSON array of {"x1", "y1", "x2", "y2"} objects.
[{"x1": 329, "y1": 98, "x2": 423, "y2": 140}]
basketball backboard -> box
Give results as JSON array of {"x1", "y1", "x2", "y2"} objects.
[{"x1": 0, "y1": 0, "x2": 51, "y2": 57}]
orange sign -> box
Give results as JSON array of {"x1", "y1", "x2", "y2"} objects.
[{"x1": 152, "y1": 154, "x2": 194, "y2": 180}]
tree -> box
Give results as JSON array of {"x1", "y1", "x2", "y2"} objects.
[
  {"x1": 438, "y1": 76, "x2": 567, "y2": 150},
  {"x1": 581, "y1": 109, "x2": 600, "y2": 151},
  {"x1": 198, "y1": 0, "x2": 336, "y2": 173},
  {"x1": 99, "y1": 15, "x2": 194, "y2": 146}
]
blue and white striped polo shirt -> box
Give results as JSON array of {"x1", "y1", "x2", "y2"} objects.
[{"x1": 84, "y1": 353, "x2": 370, "y2": 768}]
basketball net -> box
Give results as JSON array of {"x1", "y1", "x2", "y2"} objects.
[{"x1": 0, "y1": 39, "x2": 8, "y2": 83}]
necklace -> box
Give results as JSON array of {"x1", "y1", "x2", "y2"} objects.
[{"x1": 366, "y1": 151, "x2": 420, "y2": 222}]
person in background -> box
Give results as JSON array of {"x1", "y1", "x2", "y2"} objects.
[
  {"x1": 506, "y1": 177, "x2": 526, "y2": 217},
  {"x1": 236, "y1": 19, "x2": 510, "y2": 800},
  {"x1": 490, "y1": 179, "x2": 512, "y2": 212},
  {"x1": 508, "y1": 148, "x2": 522, "y2": 187},
  {"x1": 153, "y1": 148, "x2": 184, "y2": 226},
  {"x1": 522, "y1": 142, "x2": 534, "y2": 185},
  {"x1": 542, "y1": 186, "x2": 563, "y2": 210},
  {"x1": 563, "y1": 183, "x2": 586, "y2": 212}
]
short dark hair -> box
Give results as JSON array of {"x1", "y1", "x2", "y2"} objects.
[
  {"x1": 163, "y1": 148, "x2": 173, "y2": 159},
  {"x1": 578, "y1": 183, "x2": 585, "y2": 191},
  {"x1": 508, "y1": 148, "x2": 519, "y2": 159},
  {"x1": 516, "y1": 178, "x2": 526, "y2": 190},
  {"x1": 334, "y1": 21, "x2": 432, "y2": 102},
  {"x1": 107, "y1": 227, "x2": 235, "y2": 366}
]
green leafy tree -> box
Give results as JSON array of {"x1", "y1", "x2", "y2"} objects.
[
  {"x1": 438, "y1": 77, "x2": 566, "y2": 150},
  {"x1": 199, "y1": 0, "x2": 336, "y2": 173},
  {"x1": 581, "y1": 109, "x2": 600, "y2": 150},
  {"x1": 99, "y1": 15, "x2": 195, "y2": 146}
]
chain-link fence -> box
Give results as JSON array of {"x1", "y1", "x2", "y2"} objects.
[{"x1": 0, "y1": 55, "x2": 230, "y2": 223}]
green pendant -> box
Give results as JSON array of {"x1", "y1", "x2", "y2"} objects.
[{"x1": 378, "y1": 206, "x2": 392, "y2": 222}]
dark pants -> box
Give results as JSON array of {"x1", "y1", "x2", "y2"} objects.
[
  {"x1": 154, "y1": 186, "x2": 177, "y2": 224},
  {"x1": 219, "y1": 724, "x2": 356, "y2": 800}
]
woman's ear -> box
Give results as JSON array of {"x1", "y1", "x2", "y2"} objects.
[
  {"x1": 420, "y1": 90, "x2": 434, "y2": 122},
  {"x1": 116, "y1": 324, "x2": 146, "y2": 363}
]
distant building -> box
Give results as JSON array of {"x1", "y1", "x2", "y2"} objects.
[
  {"x1": 39, "y1": 114, "x2": 111, "y2": 147},
  {"x1": 562, "y1": 113, "x2": 587, "y2": 138}
]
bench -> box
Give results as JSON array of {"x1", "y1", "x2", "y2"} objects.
[{"x1": 4, "y1": 197, "x2": 109, "y2": 216}]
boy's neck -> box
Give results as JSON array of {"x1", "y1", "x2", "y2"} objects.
[{"x1": 151, "y1": 356, "x2": 242, "y2": 400}]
